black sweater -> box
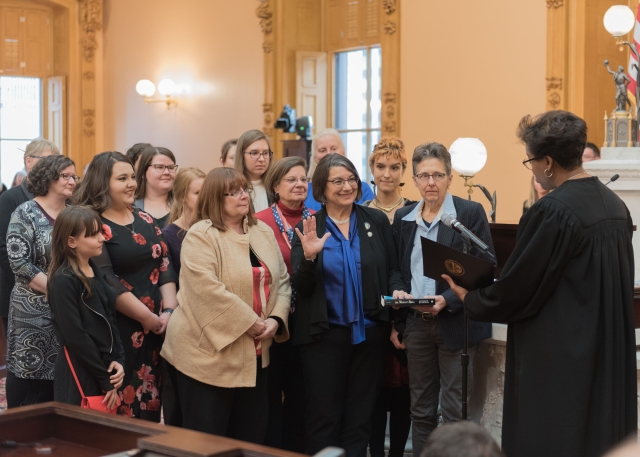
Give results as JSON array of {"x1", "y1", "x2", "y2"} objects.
[
  {"x1": 290, "y1": 204, "x2": 405, "y2": 345},
  {"x1": 49, "y1": 261, "x2": 125, "y2": 398}
]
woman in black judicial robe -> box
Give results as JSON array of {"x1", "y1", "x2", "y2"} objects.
[{"x1": 443, "y1": 110, "x2": 637, "y2": 457}]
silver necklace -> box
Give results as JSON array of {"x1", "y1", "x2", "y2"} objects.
[
  {"x1": 328, "y1": 214, "x2": 350, "y2": 225},
  {"x1": 568, "y1": 171, "x2": 588, "y2": 180},
  {"x1": 123, "y1": 209, "x2": 136, "y2": 235}
]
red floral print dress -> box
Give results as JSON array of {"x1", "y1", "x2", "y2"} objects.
[{"x1": 96, "y1": 207, "x2": 175, "y2": 422}]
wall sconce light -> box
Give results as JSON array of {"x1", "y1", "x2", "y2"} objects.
[
  {"x1": 135, "y1": 79, "x2": 178, "y2": 109},
  {"x1": 450, "y1": 138, "x2": 497, "y2": 222}
]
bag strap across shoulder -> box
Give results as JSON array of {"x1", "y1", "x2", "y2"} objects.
[{"x1": 64, "y1": 346, "x2": 87, "y2": 400}]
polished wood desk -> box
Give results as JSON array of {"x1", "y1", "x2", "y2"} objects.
[{"x1": 0, "y1": 402, "x2": 309, "y2": 457}]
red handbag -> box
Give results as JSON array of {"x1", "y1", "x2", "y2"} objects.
[{"x1": 64, "y1": 347, "x2": 120, "y2": 414}]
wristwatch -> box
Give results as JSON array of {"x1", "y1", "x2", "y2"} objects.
[{"x1": 162, "y1": 308, "x2": 174, "y2": 315}]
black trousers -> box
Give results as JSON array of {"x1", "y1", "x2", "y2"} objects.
[
  {"x1": 176, "y1": 359, "x2": 268, "y2": 444},
  {"x1": 299, "y1": 324, "x2": 389, "y2": 457},
  {"x1": 6, "y1": 371, "x2": 54, "y2": 408},
  {"x1": 369, "y1": 385, "x2": 412, "y2": 457},
  {"x1": 161, "y1": 358, "x2": 182, "y2": 427},
  {"x1": 264, "y1": 339, "x2": 306, "y2": 452}
]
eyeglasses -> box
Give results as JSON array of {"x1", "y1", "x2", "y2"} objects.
[
  {"x1": 150, "y1": 164, "x2": 179, "y2": 173},
  {"x1": 327, "y1": 177, "x2": 359, "y2": 188},
  {"x1": 30, "y1": 155, "x2": 46, "y2": 159},
  {"x1": 244, "y1": 150, "x2": 273, "y2": 160},
  {"x1": 59, "y1": 173, "x2": 80, "y2": 182},
  {"x1": 224, "y1": 188, "x2": 248, "y2": 198},
  {"x1": 522, "y1": 157, "x2": 543, "y2": 170},
  {"x1": 414, "y1": 172, "x2": 447, "y2": 183},
  {"x1": 281, "y1": 177, "x2": 310, "y2": 185}
]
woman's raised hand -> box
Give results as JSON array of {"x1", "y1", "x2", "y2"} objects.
[{"x1": 294, "y1": 216, "x2": 331, "y2": 261}]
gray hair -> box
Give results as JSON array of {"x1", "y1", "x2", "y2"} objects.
[
  {"x1": 309, "y1": 128, "x2": 345, "y2": 178},
  {"x1": 24, "y1": 138, "x2": 60, "y2": 161},
  {"x1": 412, "y1": 142, "x2": 452, "y2": 176}
]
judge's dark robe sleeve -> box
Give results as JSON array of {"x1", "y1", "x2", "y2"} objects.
[{"x1": 465, "y1": 200, "x2": 579, "y2": 323}]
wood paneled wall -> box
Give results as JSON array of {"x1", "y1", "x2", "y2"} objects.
[{"x1": 547, "y1": 0, "x2": 636, "y2": 148}]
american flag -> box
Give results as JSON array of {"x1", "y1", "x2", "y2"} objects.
[{"x1": 627, "y1": 2, "x2": 640, "y2": 101}]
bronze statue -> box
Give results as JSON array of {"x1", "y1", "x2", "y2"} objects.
[{"x1": 604, "y1": 60, "x2": 632, "y2": 112}]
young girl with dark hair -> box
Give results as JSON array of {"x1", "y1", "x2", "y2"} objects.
[{"x1": 48, "y1": 206, "x2": 125, "y2": 411}]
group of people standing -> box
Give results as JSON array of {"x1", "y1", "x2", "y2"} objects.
[{"x1": 1, "y1": 110, "x2": 637, "y2": 457}]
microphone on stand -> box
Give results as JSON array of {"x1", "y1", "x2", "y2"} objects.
[
  {"x1": 604, "y1": 174, "x2": 620, "y2": 186},
  {"x1": 441, "y1": 213, "x2": 494, "y2": 257}
]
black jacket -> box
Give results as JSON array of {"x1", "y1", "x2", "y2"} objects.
[
  {"x1": 49, "y1": 261, "x2": 125, "y2": 403},
  {"x1": 0, "y1": 181, "x2": 32, "y2": 319},
  {"x1": 290, "y1": 204, "x2": 406, "y2": 345},
  {"x1": 392, "y1": 196, "x2": 496, "y2": 349}
]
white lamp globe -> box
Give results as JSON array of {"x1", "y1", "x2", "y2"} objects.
[
  {"x1": 136, "y1": 79, "x2": 155, "y2": 97},
  {"x1": 158, "y1": 79, "x2": 176, "y2": 96},
  {"x1": 604, "y1": 5, "x2": 635, "y2": 37},
  {"x1": 449, "y1": 138, "x2": 487, "y2": 176}
]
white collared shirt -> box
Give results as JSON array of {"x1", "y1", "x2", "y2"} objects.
[{"x1": 402, "y1": 193, "x2": 457, "y2": 298}]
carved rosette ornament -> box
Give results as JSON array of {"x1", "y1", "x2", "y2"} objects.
[
  {"x1": 83, "y1": 109, "x2": 95, "y2": 137},
  {"x1": 383, "y1": 20, "x2": 397, "y2": 35},
  {"x1": 382, "y1": 0, "x2": 397, "y2": 15},
  {"x1": 263, "y1": 103, "x2": 274, "y2": 136},
  {"x1": 546, "y1": 77, "x2": 563, "y2": 109},
  {"x1": 546, "y1": 0, "x2": 563, "y2": 8},
  {"x1": 256, "y1": 0, "x2": 273, "y2": 53},
  {"x1": 78, "y1": 0, "x2": 102, "y2": 63},
  {"x1": 383, "y1": 92, "x2": 397, "y2": 134}
]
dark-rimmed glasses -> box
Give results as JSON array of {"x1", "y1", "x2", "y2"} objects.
[
  {"x1": 224, "y1": 188, "x2": 248, "y2": 198},
  {"x1": 414, "y1": 172, "x2": 447, "y2": 183},
  {"x1": 150, "y1": 164, "x2": 179, "y2": 173},
  {"x1": 244, "y1": 150, "x2": 273, "y2": 160},
  {"x1": 59, "y1": 173, "x2": 80, "y2": 182},
  {"x1": 522, "y1": 157, "x2": 543, "y2": 170},
  {"x1": 327, "y1": 177, "x2": 359, "y2": 188}
]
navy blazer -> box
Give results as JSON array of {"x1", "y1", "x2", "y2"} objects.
[{"x1": 392, "y1": 196, "x2": 496, "y2": 350}]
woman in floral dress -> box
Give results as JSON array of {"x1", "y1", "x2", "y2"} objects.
[{"x1": 74, "y1": 151, "x2": 177, "y2": 422}]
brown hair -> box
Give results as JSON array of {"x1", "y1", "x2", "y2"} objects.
[
  {"x1": 368, "y1": 137, "x2": 408, "y2": 171},
  {"x1": 72, "y1": 151, "x2": 133, "y2": 213},
  {"x1": 126, "y1": 143, "x2": 152, "y2": 167},
  {"x1": 312, "y1": 154, "x2": 362, "y2": 205},
  {"x1": 193, "y1": 167, "x2": 257, "y2": 231},
  {"x1": 234, "y1": 130, "x2": 272, "y2": 182},
  {"x1": 48, "y1": 206, "x2": 103, "y2": 298},
  {"x1": 169, "y1": 167, "x2": 206, "y2": 224},
  {"x1": 27, "y1": 155, "x2": 75, "y2": 197},
  {"x1": 24, "y1": 138, "x2": 60, "y2": 162},
  {"x1": 135, "y1": 147, "x2": 177, "y2": 200},
  {"x1": 263, "y1": 156, "x2": 308, "y2": 205},
  {"x1": 220, "y1": 139, "x2": 238, "y2": 164}
]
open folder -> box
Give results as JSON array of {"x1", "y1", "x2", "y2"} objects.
[{"x1": 420, "y1": 237, "x2": 495, "y2": 290}]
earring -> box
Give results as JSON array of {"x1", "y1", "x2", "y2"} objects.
[
  {"x1": 274, "y1": 192, "x2": 279, "y2": 200},
  {"x1": 399, "y1": 183, "x2": 405, "y2": 187},
  {"x1": 544, "y1": 169, "x2": 553, "y2": 178}
]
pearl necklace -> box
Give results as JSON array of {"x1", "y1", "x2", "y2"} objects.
[{"x1": 372, "y1": 196, "x2": 404, "y2": 213}]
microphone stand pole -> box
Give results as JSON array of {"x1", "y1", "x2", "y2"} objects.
[{"x1": 460, "y1": 232, "x2": 472, "y2": 421}]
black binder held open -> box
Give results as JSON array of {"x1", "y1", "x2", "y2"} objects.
[{"x1": 420, "y1": 237, "x2": 494, "y2": 290}]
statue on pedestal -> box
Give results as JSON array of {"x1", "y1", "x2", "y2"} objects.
[{"x1": 604, "y1": 60, "x2": 632, "y2": 112}]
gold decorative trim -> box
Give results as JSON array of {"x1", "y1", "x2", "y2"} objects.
[
  {"x1": 83, "y1": 109, "x2": 95, "y2": 137},
  {"x1": 548, "y1": 92, "x2": 561, "y2": 109},
  {"x1": 383, "y1": 92, "x2": 397, "y2": 134},
  {"x1": 382, "y1": 0, "x2": 397, "y2": 15},
  {"x1": 82, "y1": 71, "x2": 95, "y2": 80},
  {"x1": 545, "y1": 77, "x2": 563, "y2": 91},
  {"x1": 383, "y1": 20, "x2": 397, "y2": 35},
  {"x1": 546, "y1": 0, "x2": 563, "y2": 8},
  {"x1": 262, "y1": 41, "x2": 273, "y2": 53},
  {"x1": 263, "y1": 103, "x2": 274, "y2": 136},
  {"x1": 256, "y1": 0, "x2": 273, "y2": 35},
  {"x1": 78, "y1": 0, "x2": 102, "y2": 63}
]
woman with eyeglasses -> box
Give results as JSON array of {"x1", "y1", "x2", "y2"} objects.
[
  {"x1": 235, "y1": 130, "x2": 273, "y2": 212},
  {"x1": 391, "y1": 143, "x2": 496, "y2": 457},
  {"x1": 290, "y1": 154, "x2": 409, "y2": 457},
  {"x1": 134, "y1": 147, "x2": 178, "y2": 228},
  {"x1": 73, "y1": 151, "x2": 177, "y2": 421},
  {"x1": 255, "y1": 156, "x2": 315, "y2": 452},
  {"x1": 5, "y1": 155, "x2": 77, "y2": 408},
  {"x1": 442, "y1": 111, "x2": 637, "y2": 457},
  {"x1": 161, "y1": 167, "x2": 291, "y2": 443}
]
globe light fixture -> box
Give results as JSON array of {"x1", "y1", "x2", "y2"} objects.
[
  {"x1": 135, "y1": 78, "x2": 178, "y2": 109},
  {"x1": 450, "y1": 138, "x2": 496, "y2": 222},
  {"x1": 603, "y1": 5, "x2": 635, "y2": 37}
]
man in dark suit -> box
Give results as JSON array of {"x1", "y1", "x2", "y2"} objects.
[{"x1": 391, "y1": 142, "x2": 496, "y2": 457}]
